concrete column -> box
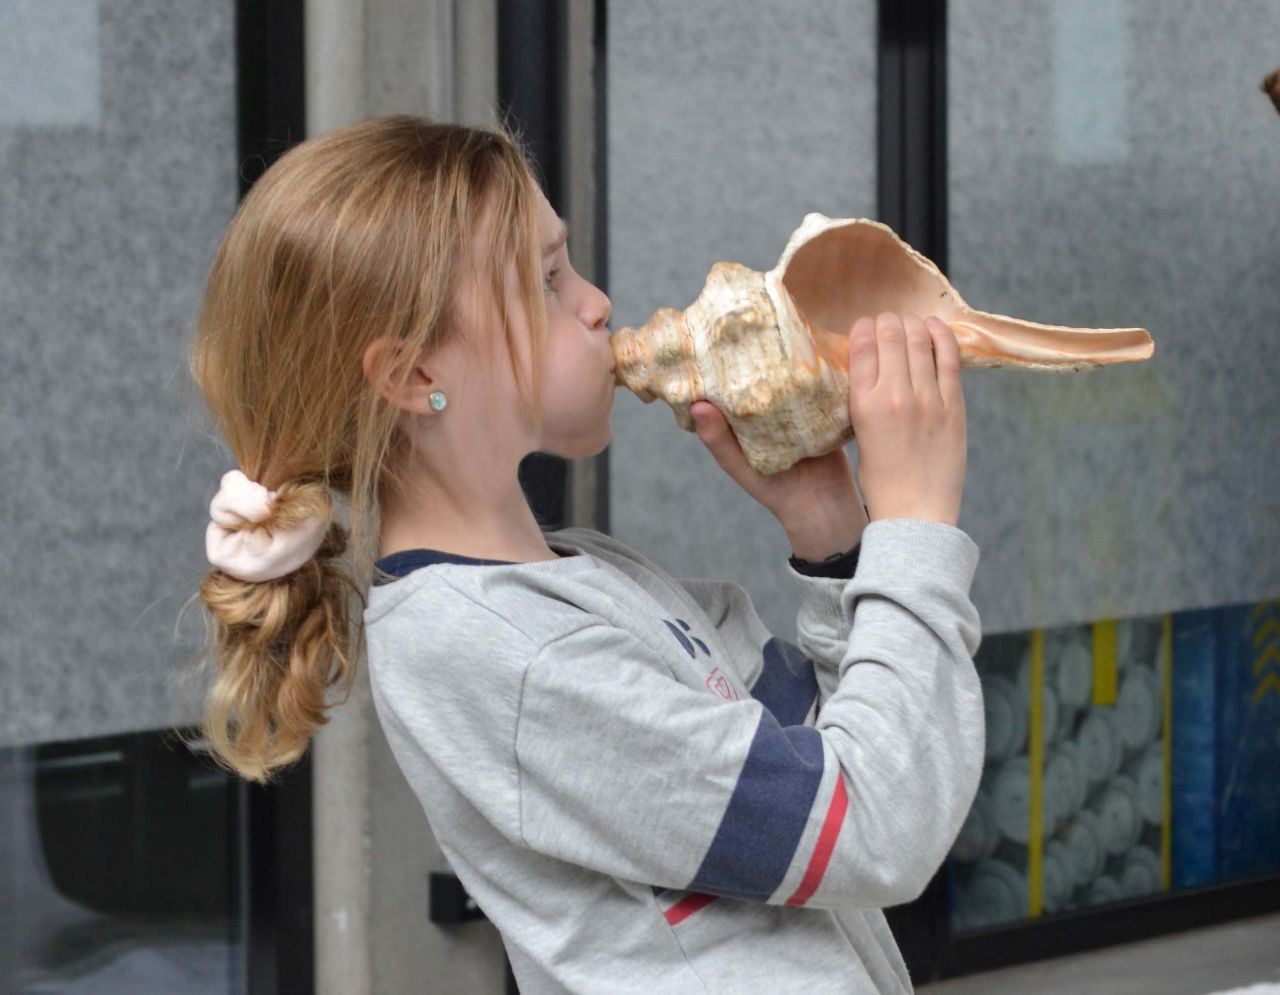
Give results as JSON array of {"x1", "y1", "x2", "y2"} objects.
[
  {"x1": 565, "y1": 0, "x2": 604, "y2": 530},
  {"x1": 306, "y1": 2, "x2": 510, "y2": 993}
]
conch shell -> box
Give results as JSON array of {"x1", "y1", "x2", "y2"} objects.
[{"x1": 611, "y1": 213, "x2": 1154, "y2": 475}]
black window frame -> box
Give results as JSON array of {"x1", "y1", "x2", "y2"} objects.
[{"x1": 235, "y1": 3, "x2": 315, "y2": 993}]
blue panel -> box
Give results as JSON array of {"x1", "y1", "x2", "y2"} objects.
[
  {"x1": 1215, "y1": 604, "x2": 1280, "y2": 880},
  {"x1": 1171, "y1": 609, "x2": 1218, "y2": 888}
]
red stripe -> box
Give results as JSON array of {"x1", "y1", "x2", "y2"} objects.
[
  {"x1": 664, "y1": 891, "x2": 718, "y2": 926},
  {"x1": 785, "y1": 773, "x2": 849, "y2": 906}
]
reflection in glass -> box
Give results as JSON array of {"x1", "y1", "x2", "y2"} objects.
[
  {"x1": 950, "y1": 603, "x2": 1280, "y2": 934},
  {"x1": 0, "y1": 731, "x2": 241, "y2": 993},
  {"x1": 950, "y1": 617, "x2": 1171, "y2": 931}
]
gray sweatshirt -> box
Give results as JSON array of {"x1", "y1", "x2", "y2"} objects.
[{"x1": 362, "y1": 519, "x2": 984, "y2": 994}]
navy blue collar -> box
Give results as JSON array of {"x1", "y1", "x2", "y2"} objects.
[
  {"x1": 373, "y1": 548, "x2": 514, "y2": 585},
  {"x1": 372, "y1": 545, "x2": 580, "y2": 585}
]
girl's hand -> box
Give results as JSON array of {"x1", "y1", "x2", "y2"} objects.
[
  {"x1": 690, "y1": 400, "x2": 867, "y2": 558},
  {"x1": 848, "y1": 312, "x2": 967, "y2": 526}
]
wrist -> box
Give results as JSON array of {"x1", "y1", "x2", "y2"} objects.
[
  {"x1": 788, "y1": 540, "x2": 860, "y2": 578},
  {"x1": 787, "y1": 532, "x2": 863, "y2": 562},
  {"x1": 782, "y1": 504, "x2": 868, "y2": 562},
  {"x1": 867, "y1": 508, "x2": 959, "y2": 528}
]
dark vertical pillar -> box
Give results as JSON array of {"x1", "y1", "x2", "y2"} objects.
[
  {"x1": 498, "y1": 0, "x2": 567, "y2": 208},
  {"x1": 236, "y1": 752, "x2": 315, "y2": 995},
  {"x1": 592, "y1": 0, "x2": 610, "y2": 535},
  {"x1": 236, "y1": 0, "x2": 307, "y2": 197},
  {"x1": 499, "y1": 0, "x2": 573, "y2": 531},
  {"x1": 877, "y1": 0, "x2": 948, "y2": 986},
  {"x1": 877, "y1": 0, "x2": 948, "y2": 272},
  {"x1": 235, "y1": 3, "x2": 314, "y2": 993}
]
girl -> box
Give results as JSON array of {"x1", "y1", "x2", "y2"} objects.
[{"x1": 189, "y1": 114, "x2": 982, "y2": 994}]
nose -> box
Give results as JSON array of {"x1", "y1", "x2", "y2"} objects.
[{"x1": 584, "y1": 285, "x2": 612, "y2": 332}]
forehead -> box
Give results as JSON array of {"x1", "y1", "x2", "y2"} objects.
[
  {"x1": 532, "y1": 184, "x2": 566, "y2": 247},
  {"x1": 457, "y1": 191, "x2": 557, "y2": 315},
  {"x1": 541, "y1": 213, "x2": 568, "y2": 254}
]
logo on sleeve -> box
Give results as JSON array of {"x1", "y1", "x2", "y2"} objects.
[
  {"x1": 663, "y1": 617, "x2": 709, "y2": 658},
  {"x1": 704, "y1": 667, "x2": 739, "y2": 701},
  {"x1": 662, "y1": 618, "x2": 740, "y2": 701}
]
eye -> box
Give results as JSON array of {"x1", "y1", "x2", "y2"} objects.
[{"x1": 542, "y1": 268, "x2": 560, "y2": 293}]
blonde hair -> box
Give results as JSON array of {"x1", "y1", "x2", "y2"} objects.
[{"x1": 184, "y1": 114, "x2": 547, "y2": 783}]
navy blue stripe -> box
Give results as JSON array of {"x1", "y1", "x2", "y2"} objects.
[
  {"x1": 751, "y1": 637, "x2": 819, "y2": 727},
  {"x1": 688, "y1": 713, "x2": 825, "y2": 902}
]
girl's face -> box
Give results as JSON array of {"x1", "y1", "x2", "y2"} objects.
[{"x1": 516, "y1": 186, "x2": 616, "y2": 459}]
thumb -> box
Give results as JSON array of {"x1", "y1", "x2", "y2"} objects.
[
  {"x1": 691, "y1": 400, "x2": 724, "y2": 437},
  {"x1": 691, "y1": 401, "x2": 753, "y2": 476}
]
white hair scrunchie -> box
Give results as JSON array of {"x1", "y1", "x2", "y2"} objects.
[{"x1": 205, "y1": 469, "x2": 328, "y2": 582}]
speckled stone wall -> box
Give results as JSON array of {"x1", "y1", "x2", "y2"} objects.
[
  {"x1": 950, "y1": 0, "x2": 1280, "y2": 632},
  {"x1": 607, "y1": 0, "x2": 879, "y2": 643},
  {"x1": 0, "y1": 1, "x2": 237, "y2": 747},
  {"x1": 608, "y1": 1, "x2": 1280, "y2": 642}
]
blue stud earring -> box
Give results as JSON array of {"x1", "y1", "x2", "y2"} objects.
[{"x1": 429, "y1": 390, "x2": 447, "y2": 411}]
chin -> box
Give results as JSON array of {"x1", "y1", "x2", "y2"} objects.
[
  {"x1": 559, "y1": 427, "x2": 612, "y2": 461},
  {"x1": 578, "y1": 434, "x2": 613, "y2": 460},
  {"x1": 542, "y1": 404, "x2": 614, "y2": 459}
]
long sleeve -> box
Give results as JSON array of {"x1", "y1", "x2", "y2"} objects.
[
  {"x1": 513, "y1": 518, "x2": 983, "y2": 912},
  {"x1": 678, "y1": 543, "x2": 859, "y2": 725},
  {"x1": 787, "y1": 554, "x2": 868, "y2": 719}
]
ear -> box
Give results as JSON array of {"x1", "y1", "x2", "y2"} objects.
[{"x1": 361, "y1": 337, "x2": 443, "y2": 415}]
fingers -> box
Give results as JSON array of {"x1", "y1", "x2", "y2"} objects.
[
  {"x1": 902, "y1": 314, "x2": 937, "y2": 402},
  {"x1": 846, "y1": 316, "x2": 877, "y2": 393},
  {"x1": 926, "y1": 316, "x2": 963, "y2": 412},
  {"x1": 843, "y1": 312, "x2": 967, "y2": 527},
  {"x1": 874, "y1": 312, "x2": 909, "y2": 393},
  {"x1": 691, "y1": 400, "x2": 754, "y2": 483},
  {"x1": 849, "y1": 312, "x2": 956, "y2": 406}
]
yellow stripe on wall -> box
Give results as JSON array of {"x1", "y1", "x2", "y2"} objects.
[
  {"x1": 1093, "y1": 620, "x2": 1119, "y2": 706},
  {"x1": 1029, "y1": 628, "x2": 1044, "y2": 917},
  {"x1": 1162, "y1": 613, "x2": 1173, "y2": 890}
]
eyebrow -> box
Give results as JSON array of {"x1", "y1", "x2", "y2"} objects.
[{"x1": 542, "y1": 218, "x2": 568, "y2": 256}]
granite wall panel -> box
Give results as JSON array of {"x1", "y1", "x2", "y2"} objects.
[
  {"x1": 607, "y1": 0, "x2": 879, "y2": 643},
  {"x1": 951, "y1": 0, "x2": 1280, "y2": 632},
  {"x1": 1, "y1": 1, "x2": 237, "y2": 747}
]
